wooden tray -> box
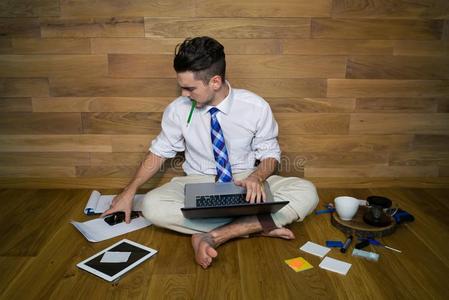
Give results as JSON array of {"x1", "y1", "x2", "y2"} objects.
[{"x1": 331, "y1": 206, "x2": 396, "y2": 238}]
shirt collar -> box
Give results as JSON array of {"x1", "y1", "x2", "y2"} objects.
[{"x1": 200, "y1": 81, "x2": 233, "y2": 115}]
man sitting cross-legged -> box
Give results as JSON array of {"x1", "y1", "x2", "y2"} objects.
[{"x1": 102, "y1": 36, "x2": 319, "y2": 269}]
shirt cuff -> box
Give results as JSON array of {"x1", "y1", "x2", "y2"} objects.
[
  {"x1": 149, "y1": 145, "x2": 177, "y2": 159},
  {"x1": 256, "y1": 151, "x2": 281, "y2": 163}
]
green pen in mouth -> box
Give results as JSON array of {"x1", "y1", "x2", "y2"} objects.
[{"x1": 186, "y1": 99, "x2": 196, "y2": 126}]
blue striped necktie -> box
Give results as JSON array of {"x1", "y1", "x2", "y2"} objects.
[{"x1": 209, "y1": 107, "x2": 233, "y2": 182}]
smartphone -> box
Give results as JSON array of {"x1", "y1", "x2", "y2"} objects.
[{"x1": 104, "y1": 211, "x2": 140, "y2": 226}]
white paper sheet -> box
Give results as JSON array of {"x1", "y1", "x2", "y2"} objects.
[
  {"x1": 84, "y1": 190, "x2": 145, "y2": 215},
  {"x1": 100, "y1": 251, "x2": 131, "y2": 263},
  {"x1": 319, "y1": 256, "x2": 352, "y2": 275},
  {"x1": 299, "y1": 241, "x2": 331, "y2": 258},
  {"x1": 71, "y1": 216, "x2": 152, "y2": 242}
]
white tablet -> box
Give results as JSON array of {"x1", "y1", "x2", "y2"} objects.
[{"x1": 77, "y1": 239, "x2": 157, "y2": 282}]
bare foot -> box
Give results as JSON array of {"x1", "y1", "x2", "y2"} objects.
[
  {"x1": 261, "y1": 227, "x2": 295, "y2": 240},
  {"x1": 191, "y1": 233, "x2": 218, "y2": 269}
]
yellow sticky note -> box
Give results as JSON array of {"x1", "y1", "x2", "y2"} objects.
[{"x1": 284, "y1": 257, "x2": 313, "y2": 272}]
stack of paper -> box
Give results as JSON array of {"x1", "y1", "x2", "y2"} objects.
[
  {"x1": 84, "y1": 190, "x2": 145, "y2": 215},
  {"x1": 299, "y1": 241, "x2": 352, "y2": 276},
  {"x1": 300, "y1": 241, "x2": 331, "y2": 258},
  {"x1": 319, "y1": 257, "x2": 352, "y2": 275},
  {"x1": 71, "y1": 216, "x2": 152, "y2": 242}
]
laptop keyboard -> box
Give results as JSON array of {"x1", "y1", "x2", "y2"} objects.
[{"x1": 196, "y1": 194, "x2": 248, "y2": 207}]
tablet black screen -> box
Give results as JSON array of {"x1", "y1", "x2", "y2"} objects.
[{"x1": 85, "y1": 241, "x2": 151, "y2": 277}]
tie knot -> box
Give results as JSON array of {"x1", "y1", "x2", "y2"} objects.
[{"x1": 209, "y1": 107, "x2": 219, "y2": 117}]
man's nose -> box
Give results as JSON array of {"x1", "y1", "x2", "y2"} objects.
[{"x1": 182, "y1": 90, "x2": 190, "y2": 97}]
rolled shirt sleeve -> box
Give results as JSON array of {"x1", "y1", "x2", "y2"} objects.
[
  {"x1": 149, "y1": 101, "x2": 185, "y2": 158},
  {"x1": 252, "y1": 102, "x2": 281, "y2": 163}
]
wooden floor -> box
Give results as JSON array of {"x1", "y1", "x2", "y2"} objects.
[{"x1": 0, "y1": 187, "x2": 448, "y2": 299}]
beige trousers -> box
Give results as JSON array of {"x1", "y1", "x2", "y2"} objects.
[{"x1": 141, "y1": 170, "x2": 319, "y2": 235}]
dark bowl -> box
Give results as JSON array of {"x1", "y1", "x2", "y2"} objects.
[{"x1": 366, "y1": 196, "x2": 392, "y2": 208}]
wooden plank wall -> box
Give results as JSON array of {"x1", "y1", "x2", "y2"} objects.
[{"x1": 0, "y1": 0, "x2": 448, "y2": 188}]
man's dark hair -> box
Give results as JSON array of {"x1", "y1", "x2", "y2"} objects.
[{"x1": 173, "y1": 36, "x2": 226, "y2": 84}]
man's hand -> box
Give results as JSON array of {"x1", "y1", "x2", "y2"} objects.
[
  {"x1": 100, "y1": 189, "x2": 135, "y2": 224},
  {"x1": 234, "y1": 174, "x2": 266, "y2": 203}
]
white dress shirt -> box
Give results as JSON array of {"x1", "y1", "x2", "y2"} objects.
[{"x1": 149, "y1": 82, "x2": 281, "y2": 176}]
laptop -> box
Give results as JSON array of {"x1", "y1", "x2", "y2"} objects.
[{"x1": 181, "y1": 181, "x2": 289, "y2": 219}]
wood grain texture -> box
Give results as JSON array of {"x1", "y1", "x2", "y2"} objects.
[
  {"x1": 437, "y1": 98, "x2": 449, "y2": 112},
  {"x1": 282, "y1": 39, "x2": 394, "y2": 55},
  {"x1": 0, "y1": 0, "x2": 59, "y2": 17},
  {"x1": 108, "y1": 54, "x2": 346, "y2": 79},
  {"x1": 370, "y1": 188, "x2": 449, "y2": 268},
  {"x1": 311, "y1": 18, "x2": 443, "y2": 40},
  {"x1": 355, "y1": 98, "x2": 439, "y2": 112},
  {"x1": 268, "y1": 97, "x2": 355, "y2": 113},
  {"x1": 82, "y1": 112, "x2": 162, "y2": 134},
  {"x1": 60, "y1": 0, "x2": 195, "y2": 17},
  {"x1": 195, "y1": 0, "x2": 331, "y2": 17},
  {"x1": 1, "y1": 0, "x2": 448, "y2": 183},
  {"x1": 88, "y1": 152, "x2": 145, "y2": 166},
  {"x1": 75, "y1": 165, "x2": 140, "y2": 177},
  {"x1": 393, "y1": 40, "x2": 449, "y2": 56},
  {"x1": 0, "y1": 152, "x2": 90, "y2": 166},
  {"x1": 439, "y1": 166, "x2": 449, "y2": 176},
  {"x1": 0, "y1": 112, "x2": 82, "y2": 134},
  {"x1": 278, "y1": 134, "x2": 412, "y2": 153},
  {"x1": 0, "y1": 78, "x2": 49, "y2": 97},
  {"x1": 305, "y1": 166, "x2": 438, "y2": 177},
  {"x1": 277, "y1": 113, "x2": 350, "y2": 134},
  {"x1": 0, "y1": 39, "x2": 12, "y2": 53},
  {"x1": 108, "y1": 54, "x2": 173, "y2": 78},
  {"x1": 0, "y1": 166, "x2": 76, "y2": 177},
  {"x1": 0, "y1": 54, "x2": 107, "y2": 77},
  {"x1": 1, "y1": 177, "x2": 448, "y2": 189},
  {"x1": 390, "y1": 151, "x2": 449, "y2": 166},
  {"x1": 0, "y1": 18, "x2": 41, "y2": 37},
  {"x1": 332, "y1": 0, "x2": 449, "y2": 19},
  {"x1": 75, "y1": 164, "x2": 181, "y2": 179},
  {"x1": 0, "y1": 177, "x2": 172, "y2": 189},
  {"x1": 0, "y1": 135, "x2": 112, "y2": 152},
  {"x1": 443, "y1": 19, "x2": 449, "y2": 41},
  {"x1": 327, "y1": 79, "x2": 449, "y2": 97},
  {"x1": 49, "y1": 78, "x2": 178, "y2": 97},
  {"x1": 232, "y1": 79, "x2": 326, "y2": 97},
  {"x1": 147, "y1": 274, "x2": 196, "y2": 299},
  {"x1": 41, "y1": 17, "x2": 145, "y2": 38},
  {"x1": 110, "y1": 135, "x2": 154, "y2": 152},
  {"x1": 412, "y1": 134, "x2": 449, "y2": 151},
  {"x1": 227, "y1": 55, "x2": 347, "y2": 78},
  {"x1": 1, "y1": 188, "x2": 448, "y2": 298},
  {"x1": 0, "y1": 97, "x2": 32, "y2": 112},
  {"x1": 0, "y1": 257, "x2": 30, "y2": 296},
  {"x1": 32, "y1": 97, "x2": 171, "y2": 112},
  {"x1": 346, "y1": 56, "x2": 449, "y2": 79},
  {"x1": 10, "y1": 38, "x2": 91, "y2": 54},
  {"x1": 92, "y1": 38, "x2": 282, "y2": 55},
  {"x1": 282, "y1": 151, "x2": 389, "y2": 167},
  {"x1": 91, "y1": 37, "x2": 179, "y2": 54},
  {"x1": 350, "y1": 113, "x2": 449, "y2": 134},
  {"x1": 145, "y1": 18, "x2": 310, "y2": 39}
]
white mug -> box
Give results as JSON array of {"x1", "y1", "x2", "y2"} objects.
[{"x1": 334, "y1": 196, "x2": 362, "y2": 221}]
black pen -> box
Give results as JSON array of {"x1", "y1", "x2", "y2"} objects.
[{"x1": 340, "y1": 235, "x2": 353, "y2": 253}]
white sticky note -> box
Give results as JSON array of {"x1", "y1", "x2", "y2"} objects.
[
  {"x1": 100, "y1": 251, "x2": 131, "y2": 263},
  {"x1": 319, "y1": 256, "x2": 352, "y2": 275},
  {"x1": 299, "y1": 241, "x2": 331, "y2": 258}
]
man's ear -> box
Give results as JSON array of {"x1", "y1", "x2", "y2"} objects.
[{"x1": 209, "y1": 75, "x2": 223, "y2": 90}]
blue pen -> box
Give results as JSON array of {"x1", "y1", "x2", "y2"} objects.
[
  {"x1": 315, "y1": 208, "x2": 336, "y2": 215},
  {"x1": 326, "y1": 240, "x2": 344, "y2": 248}
]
